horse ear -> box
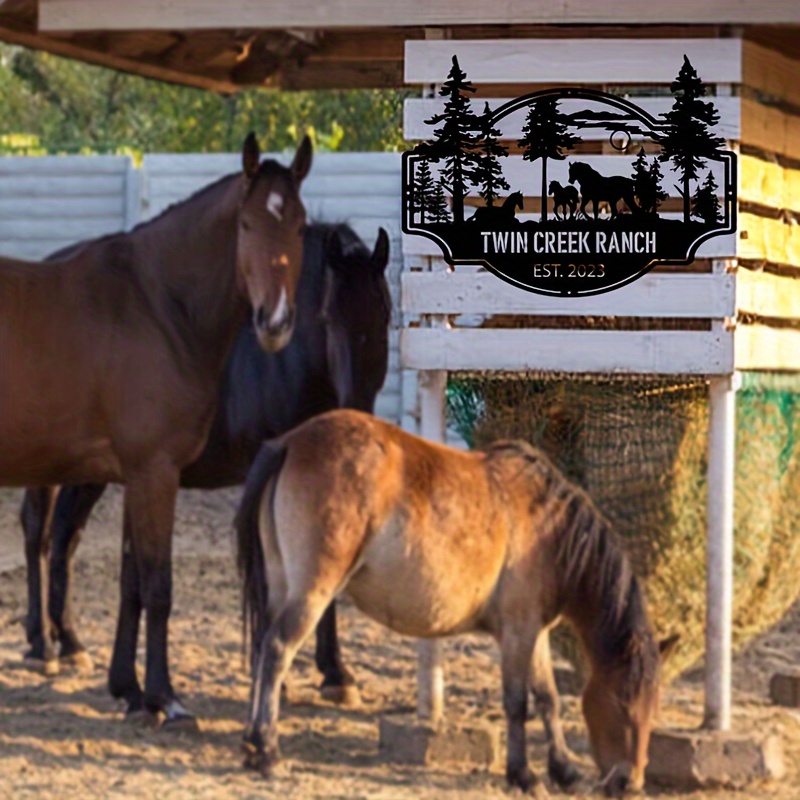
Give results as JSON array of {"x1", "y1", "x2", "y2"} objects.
[
  {"x1": 371, "y1": 228, "x2": 390, "y2": 274},
  {"x1": 291, "y1": 135, "x2": 314, "y2": 184},
  {"x1": 242, "y1": 132, "x2": 260, "y2": 180},
  {"x1": 658, "y1": 634, "x2": 680, "y2": 664}
]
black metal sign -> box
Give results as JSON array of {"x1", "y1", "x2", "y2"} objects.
[{"x1": 402, "y1": 55, "x2": 737, "y2": 296}]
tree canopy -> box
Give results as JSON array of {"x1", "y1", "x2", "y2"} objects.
[{"x1": 0, "y1": 44, "x2": 411, "y2": 156}]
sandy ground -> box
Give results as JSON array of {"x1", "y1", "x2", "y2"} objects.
[{"x1": 0, "y1": 485, "x2": 799, "y2": 800}]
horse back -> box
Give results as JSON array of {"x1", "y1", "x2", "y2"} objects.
[{"x1": 271, "y1": 410, "x2": 510, "y2": 637}]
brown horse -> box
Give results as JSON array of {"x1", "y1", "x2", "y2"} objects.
[
  {"x1": 235, "y1": 410, "x2": 676, "y2": 796},
  {"x1": 0, "y1": 133, "x2": 312, "y2": 727}
]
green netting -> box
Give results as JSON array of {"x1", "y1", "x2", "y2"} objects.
[{"x1": 447, "y1": 371, "x2": 800, "y2": 681}]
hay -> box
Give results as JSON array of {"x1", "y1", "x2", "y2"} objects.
[{"x1": 447, "y1": 373, "x2": 800, "y2": 682}]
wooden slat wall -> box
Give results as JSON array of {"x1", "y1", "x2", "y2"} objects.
[{"x1": 402, "y1": 35, "x2": 800, "y2": 374}]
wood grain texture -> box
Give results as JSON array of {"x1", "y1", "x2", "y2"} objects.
[
  {"x1": 735, "y1": 324, "x2": 800, "y2": 369},
  {"x1": 401, "y1": 327, "x2": 734, "y2": 373}
]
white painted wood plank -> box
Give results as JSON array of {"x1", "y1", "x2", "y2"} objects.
[
  {"x1": 39, "y1": 1, "x2": 800, "y2": 31},
  {"x1": 0, "y1": 217, "x2": 124, "y2": 241},
  {"x1": 0, "y1": 175, "x2": 126, "y2": 197},
  {"x1": 404, "y1": 96, "x2": 741, "y2": 142},
  {"x1": 0, "y1": 155, "x2": 131, "y2": 175},
  {"x1": 401, "y1": 328, "x2": 734, "y2": 374},
  {"x1": 0, "y1": 196, "x2": 125, "y2": 218},
  {"x1": 405, "y1": 39, "x2": 743, "y2": 85},
  {"x1": 402, "y1": 271, "x2": 735, "y2": 317}
]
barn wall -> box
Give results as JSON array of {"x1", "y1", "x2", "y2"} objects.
[{"x1": 0, "y1": 151, "x2": 403, "y2": 424}]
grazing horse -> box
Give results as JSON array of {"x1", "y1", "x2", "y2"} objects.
[
  {"x1": 235, "y1": 410, "x2": 676, "y2": 797},
  {"x1": 467, "y1": 191, "x2": 524, "y2": 225},
  {"x1": 549, "y1": 180, "x2": 580, "y2": 220},
  {"x1": 568, "y1": 162, "x2": 640, "y2": 220},
  {"x1": 0, "y1": 133, "x2": 312, "y2": 727},
  {"x1": 20, "y1": 223, "x2": 391, "y2": 707}
]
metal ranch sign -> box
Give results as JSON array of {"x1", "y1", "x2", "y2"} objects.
[{"x1": 402, "y1": 55, "x2": 737, "y2": 296}]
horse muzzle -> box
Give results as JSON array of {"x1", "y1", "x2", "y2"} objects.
[{"x1": 254, "y1": 303, "x2": 295, "y2": 352}]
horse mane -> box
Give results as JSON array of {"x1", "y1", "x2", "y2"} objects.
[{"x1": 487, "y1": 440, "x2": 659, "y2": 696}]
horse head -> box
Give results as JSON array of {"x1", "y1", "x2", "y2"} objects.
[
  {"x1": 548, "y1": 180, "x2": 560, "y2": 196},
  {"x1": 568, "y1": 162, "x2": 583, "y2": 185},
  {"x1": 323, "y1": 227, "x2": 391, "y2": 412},
  {"x1": 237, "y1": 133, "x2": 313, "y2": 352},
  {"x1": 509, "y1": 191, "x2": 524, "y2": 212}
]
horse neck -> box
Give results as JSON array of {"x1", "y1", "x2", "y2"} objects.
[
  {"x1": 128, "y1": 174, "x2": 246, "y2": 373},
  {"x1": 502, "y1": 194, "x2": 516, "y2": 210},
  {"x1": 548, "y1": 484, "x2": 644, "y2": 674}
]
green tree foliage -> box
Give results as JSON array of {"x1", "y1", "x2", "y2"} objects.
[
  {"x1": 0, "y1": 44, "x2": 411, "y2": 156},
  {"x1": 658, "y1": 55, "x2": 725, "y2": 223},
  {"x1": 517, "y1": 97, "x2": 579, "y2": 222}
]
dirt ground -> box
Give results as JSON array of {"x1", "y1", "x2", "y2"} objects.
[{"x1": 0, "y1": 485, "x2": 799, "y2": 800}]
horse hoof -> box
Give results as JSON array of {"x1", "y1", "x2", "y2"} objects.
[
  {"x1": 320, "y1": 683, "x2": 361, "y2": 708},
  {"x1": 548, "y1": 750, "x2": 582, "y2": 789},
  {"x1": 160, "y1": 700, "x2": 199, "y2": 733},
  {"x1": 243, "y1": 744, "x2": 281, "y2": 778},
  {"x1": 160, "y1": 713, "x2": 200, "y2": 734},
  {"x1": 507, "y1": 769, "x2": 549, "y2": 797},
  {"x1": 124, "y1": 708, "x2": 159, "y2": 729},
  {"x1": 60, "y1": 651, "x2": 94, "y2": 673},
  {"x1": 23, "y1": 656, "x2": 59, "y2": 676}
]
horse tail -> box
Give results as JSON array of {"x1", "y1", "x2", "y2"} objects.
[{"x1": 235, "y1": 440, "x2": 288, "y2": 663}]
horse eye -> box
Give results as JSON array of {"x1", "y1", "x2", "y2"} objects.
[{"x1": 240, "y1": 219, "x2": 251, "y2": 232}]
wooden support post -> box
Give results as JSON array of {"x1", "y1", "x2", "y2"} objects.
[
  {"x1": 703, "y1": 372, "x2": 738, "y2": 731},
  {"x1": 417, "y1": 368, "x2": 447, "y2": 722}
]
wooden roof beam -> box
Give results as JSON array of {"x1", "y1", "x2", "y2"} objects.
[{"x1": 39, "y1": 0, "x2": 800, "y2": 32}]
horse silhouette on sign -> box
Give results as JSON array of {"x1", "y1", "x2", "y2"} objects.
[
  {"x1": 548, "y1": 180, "x2": 580, "y2": 220},
  {"x1": 568, "y1": 161, "x2": 640, "y2": 220},
  {"x1": 467, "y1": 191, "x2": 524, "y2": 225}
]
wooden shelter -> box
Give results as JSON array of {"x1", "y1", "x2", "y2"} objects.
[{"x1": 4, "y1": 0, "x2": 800, "y2": 746}]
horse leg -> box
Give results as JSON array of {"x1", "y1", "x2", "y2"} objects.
[
  {"x1": 244, "y1": 592, "x2": 335, "y2": 777},
  {"x1": 108, "y1": 505, "x2": 146, "y2": 718},
  {"x1": 49, "y1": 483, "x2": 107, "y2": 670},
  {"x1": 315, "y1": 601, "x2": 360, "y2": 706},
  {"x1": 531, "y1": 629, "x2": 582, "y2": 789},
  {"x1": 123, "y1": 464, "x2": 195, "y2": 729},
  {"x1": 20, "y1": 486, "x2": 59, "y2": 673},
  {"x1": 500, "y1": 627, "x2": 545, "y2": 796}
]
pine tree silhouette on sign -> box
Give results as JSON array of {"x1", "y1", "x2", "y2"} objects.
[
  {"x1": 658, "y1": 55, "x2": 725, "y2": 223},
  {"x1": 424, "y1": 55, "x2": 482, "y2": 224},
  {"x1": 412, "y1": 159, "x2": 435, "y2": 224},
  {"x1": 475, "y1": 102, "x2": 509, "y2": 207},
  {"x1": 518, "y1": 97, "x2": 580, "y2": 223},
  {"x1": 631, "y1": 148, "x2": 668, "y2": 215},
  {"x1": 692, "y1": 170, "x2": 722, "y2": 225},
  {"x1": 430, "y1": 179, "x2": 451, "y2": 223}
]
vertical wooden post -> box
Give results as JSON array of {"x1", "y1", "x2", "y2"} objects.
[
  {"x1": 416, "y1": 370, "x2": 447, "y2": 723},
  {"x1": 704, "y1": 372, "x2": 737, "y2": 731}
]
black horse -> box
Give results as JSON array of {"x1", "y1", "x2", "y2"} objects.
[{"x1": 20, "y1": 222, "x2": 391, "y2": 707}]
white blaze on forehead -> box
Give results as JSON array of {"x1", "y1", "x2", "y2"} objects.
[
  {"x1": 266, "y1": 190, "x2": 284, "y2": 221},
  {"x1": 270, "y1": 287, "x2": 288, "y2": 327}
]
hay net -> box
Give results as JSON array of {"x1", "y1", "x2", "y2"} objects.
[{"x1": 446, "y1": 370, "x2": 800, "y2": 680}]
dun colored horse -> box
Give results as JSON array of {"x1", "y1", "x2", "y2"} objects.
[
  {"x1": 0, "y1": 133, "x2": 312, "y2": 726},
  {"x1": 236, "y1": 410, "x2": 676, "y2": 796},
  {"x1": 568, "y1": 161, "x2": 640, "y2": 220},
  {"x1": 20, "y1": 223, "x2": 390, "y2": 709}
]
